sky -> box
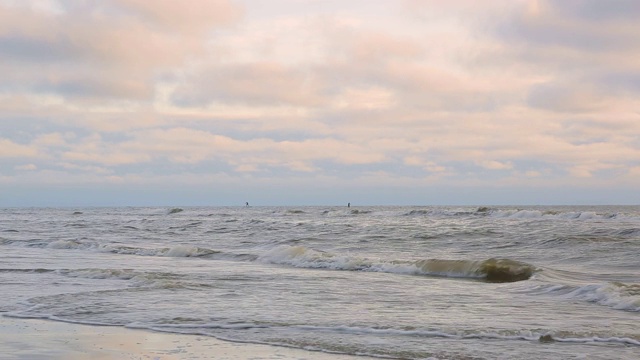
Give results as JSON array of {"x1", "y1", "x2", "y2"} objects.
[{"x1": 1, "y1": 0, "x2": 639, "y2": 206}]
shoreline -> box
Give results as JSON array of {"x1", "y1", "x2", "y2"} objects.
[{"x1": 0, "y1": 316, "x2": 377, "y2": 360}]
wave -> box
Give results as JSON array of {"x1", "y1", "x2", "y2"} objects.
[
  {"x1": 136, "y1": 321, "x2": 640, "y2": 348},
  {"x1": 56, "y1": 268, "x2": 146, "y2": 281},
  {"x1": 403, "y1": 207, "x2": 627, "y2": 220},
  {"x1": 168, "y1": 208, "x2": 184, "y2": 214},
  {"x1": 163, "y1": 245, "x2": 219, "y2": 257},
  {"x1": 526, "y1": 281, "x2": 640, "y2": 312},
  {"x1": 543, "y1": 232, "x2": 640, "y2": 246},
  {"x1": 100, "y1": 244, "x2": 222, "y2": 258},
  {"x1": 2, "y1": 267, "x2": 223, "y2": 292},
  {"x1": 566, "y1": 282, "x2": 640, "y2": 311},
  {"x1": 3, "y1": 313, "x2": 637, "y2": 360},
  {"x1": 47, "y1": 239, "x2": 94, "y2": 250},
  {"x1": 286, "y1": 209, "x2": 305, "y2": 214},
  {"x1": 2, "y1": 236, "x2": 259, "y2": 262},
  {"x1": 349, "y1": 209, "x2": 371, "y2": 215},
  {"x1": 55, "y1": 268, "x2": 186, "y2": 289},
  {"x1": 404, "y1": 209, "x2": 450, "y2": 216},
  {"x1": 42, "y1": 241, "x2": 533, "y2": 283},
  {"x1": 168, "y1": 221, "x2": 202, "y2": 230},
  {"x1": 616, "y1": 228, "x2": 640, "y2": 237},
  {"x1": 0, "y1": 267, "x2": 181, "y2": 289},
  {"x1": 523, "y1": 278, "x2": 640, "y2": 312},
  {"x1": 491, "y1": 209, "x2": 614, "y2": 220},
  {"x1": 258, "y1": 245, "x2": 535, "y2": 283},
  {"x1": 0, "y1": 268, "x2": 55, "y2": 273},
  {"x1": 25, "y1": 239, "x2": 222, "y2": 258}
]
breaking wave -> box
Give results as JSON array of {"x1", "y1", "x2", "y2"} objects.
[
  {"x1": 163, "y1": 245, "x2": 219, "y2": 257},
  {"x1": 258, "y1": 245, "x2": 535, "y2": 283},
  {"x1": 403, "y1": 207, "x2": 629, "y2": 220},
  {"x1": 100, "y1": 244, "x2": 222, "y2": 258},
  {"x1": 16, "y1": 239, "x2": 223, "y2": 259},
  {"x1": 525, "y1": 281, "x2": 640, "y2": 312}
]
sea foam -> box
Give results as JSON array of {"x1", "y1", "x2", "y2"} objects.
[
  {"x1": 522, "y1": 281, "x2": 640, "y2": 312},
  {"x1": 563, "y1": 282, "x2": 640, "y2": 312}
]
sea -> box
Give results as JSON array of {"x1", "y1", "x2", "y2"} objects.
[{"x1": 1, "y1": 206, "x2": 639, "y2": 359}]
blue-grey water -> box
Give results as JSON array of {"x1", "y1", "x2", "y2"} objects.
[{"x1": 1, "y1": 206, "x2": 639, "y2": 359}]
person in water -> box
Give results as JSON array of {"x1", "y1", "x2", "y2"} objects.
[
  {"x1": 245, "y1": 202, "x2": 249, "y2": 207},
  {"x1": 348, "y1": 203, "x2": 350, "y2": 207}
]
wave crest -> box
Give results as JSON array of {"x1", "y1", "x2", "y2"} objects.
[
  {"x1": 520, "y1": 280, "x2": 640, "y2": 312},
  {"x1": 259, "y1": 245, "x2": 535, "y2": 283},
  {"x1": 480, "y1": 258, "x2": 536, "y2": 283},
  {"x1": 415, "y1": 258, "x2": 535, "y2": 283},
  {"x1": 164, "y1": 245, "x2": 219, "y2": 257}
]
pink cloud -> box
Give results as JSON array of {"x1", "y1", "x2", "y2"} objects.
[
  {"x1": 115, "y1": 0, "x2": 241, "y2": 34},
  {"x1": 0, "y1": 139, "x2": 38, "y2": 158},
  {"x1": 172, "y1": 62, "x2": 328, "y2": 107},
  {"x1": 0, "y1": 1, "x2": 242, "y2": 101}
]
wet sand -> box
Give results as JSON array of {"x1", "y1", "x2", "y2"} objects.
[{"x1": 0, "y1": 316, "x2": 375, "y2": 360}]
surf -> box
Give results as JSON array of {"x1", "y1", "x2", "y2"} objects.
[{"x1": 258, "y1": 245, "x2": 536, "y2": 283}]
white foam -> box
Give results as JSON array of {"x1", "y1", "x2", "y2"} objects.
[
  {"x1": 503, "y1": 210, "x2": 543, "y2": 219},
  {"x1": 259, "y1": 245, "x2": 366, "y2": 271},
  {"x1": 98, "y1": 245, "x2": 161, "y2": 256},
  {"x1": 164, "y1": 245, "x2": 205, "y2": 257},
  {"x1": 577, "y1": 211, "x2": 598, "y2": 220},
  {"x1": 489, "y1": 209, "x2": 611, "y2": 220},
  {"x1": 258, "y1": 245, "x2": 532, "y2": 282},
  {"x1": 57, "y1": 268, "x2": 138, "y2": 280},
  {"x1": 46, "y1": 240, "x2": 92, "y2": 249},
  {"x1": 147, "y1": 322, "x2": 640, "y2": 347},
  {"x1": 562, "y1": 283, "x2": 640, "y2": 312},
  {"x1": 99, "y1": 244, "x2": 218, "y2": 258}
]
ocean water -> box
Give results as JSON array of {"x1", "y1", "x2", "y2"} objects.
[{"x1": 1, "y1": 206, "x2": 639, "y2": 359}]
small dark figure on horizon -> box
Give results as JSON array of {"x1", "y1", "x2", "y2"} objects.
[
  {"x1": 246, "y1": 202, "x2": 249, "y2": 207},
  {"x1": 348, "y1": 202, "x2": 350, "y2": 207}
]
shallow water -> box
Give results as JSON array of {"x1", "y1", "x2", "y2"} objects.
[{"x1": 1, "y1": 206, "x2": 639, "y2": 359}]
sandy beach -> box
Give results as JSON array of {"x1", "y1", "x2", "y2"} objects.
[{"x1": 0, "y1": 316, "x2": 375, "y2": 360}]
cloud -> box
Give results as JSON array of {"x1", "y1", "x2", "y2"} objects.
[
  {"x1": 171, "y1": 62, "x2": 328, "y2": 107},
  {"x1": 546, "y1": 0, "x2": 640, "y2": 22},
  {"x1": 169, "y1": 14, "x2": 500, "y2": 113},
  {"x1": 493, "y1": 0, "x2": 640, "y2": 114},
  {"x1": 1, "y1": 0, "x2": 639, "y2": 205},
  {"x1": 333, "y1": 86, "x2": 397, "y2": 111},
  {"x1": 60, "y1": 133, "x2": 151, "y2": 166},
  {"x1": 477, "y1": 160, "x2": 513, "y2": 170},
  {"x1": 501, "y1": 0, "x2": 640, "y2": 51},
  {"x1": 32, "y1": 133, "x2": 72, "y2": 147},
  {"x1": 37, "y1": 126, "x2": 390, "y2": 173},
  {"x1": 113, "y1": 0, "x2": 241, "y2": 34},
  {"x1": 0, "y1": 139, "x2": 38, "y2": 158},
  {"x1": 14, "y1": 163, "x2": 37, "y2": 171},
  {"x1": 0, "y1": 0, "x2": 242, "y2": 102},
  {"x1": 526, "y1": 82, "x2": 607, "y2": 112}
]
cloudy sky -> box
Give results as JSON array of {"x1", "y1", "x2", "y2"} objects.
[{"x1": 1, "y1": 0, "x2": 639, "y2": 206}]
